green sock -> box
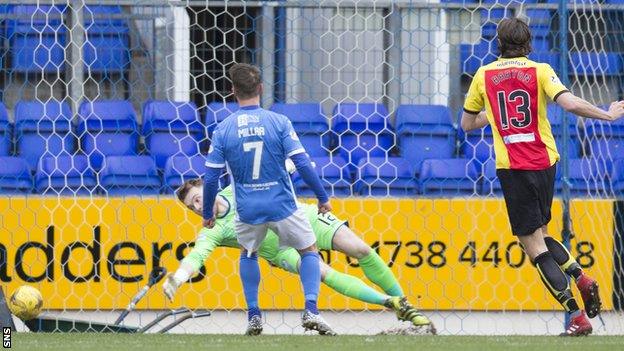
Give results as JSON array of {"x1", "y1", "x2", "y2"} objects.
[
  {"x1": 323, "y1": 269, "x2": 389, "y2": 305},
  {"x1": 358, "y1": 251, "x2": 404, "y2": 296}
]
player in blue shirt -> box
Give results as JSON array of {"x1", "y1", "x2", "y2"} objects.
[{"x1": 202, "y1": 63, "x2": 334, "y2": 335}]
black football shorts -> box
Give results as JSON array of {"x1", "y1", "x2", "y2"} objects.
[{"x1": 496, "y1": 163, "x2": 557, "y2": 236}]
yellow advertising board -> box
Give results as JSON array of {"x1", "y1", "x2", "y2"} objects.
[{"x1": 0, "y1": 197, "x2": 614, "y2": 311}]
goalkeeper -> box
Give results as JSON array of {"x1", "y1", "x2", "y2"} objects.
[{"x1": 162, "y1": 179, "x2": 432, "y2": 330}]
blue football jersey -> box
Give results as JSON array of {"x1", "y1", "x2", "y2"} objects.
[{"x1": 205, "y1": 106, "x2": 306, "y2": 224}]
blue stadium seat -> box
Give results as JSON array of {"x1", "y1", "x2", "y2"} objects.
[
  {"x1": 532, "y1": 37, "x2": 550, "y2": 52},
  {"x1": 526, "y1": 10, "x2": 552, "y2": 38},
  {"x1": 270, "y1": 102, "x2": 329, "y2": 157},
  {"x1": 479, "y1": 159, "x2": 502, "y2": 195},
  {"x1": 0, "y1": 156, "x2": 32, "y2": 194},
  {"x1": 292, "y1": 156, "x2": 352, "y2": 197},
  {"x1": 15, "y1": 100, "x2": 74, "y2": 170},
  {"x1": 569, "y1": 52, "x2": 623, "y2": 76},
  {"x1": 99, "y1": 156, "x2": 161, "y2": 195},
  {"x1": 548, "y1": 104, "x2": 581, "y2": 158},
  {"x1": 332, "y1": 103, "x2": 394, "y2": 169},
  {"x1": 480, "y1": 0, "x2": 538, "y2": 3},
  {"x1": 419, "y1": 158, "x2": 479, "y2": 196},
  {"x1": 83, "y1": 5, "x2": 130, "y2": 72},
  {"x1": 585, "y1": 116, "x2": 624, "y2": 161},
  {"x1": 479, "y1": 0, "x2": 535, "y2": 38},
  {"x1": 0, "y1": 103, "x2": 11, "y2": 156},
  {"x1": 479, "y1": 3, "x2": 519, "y2": 39},
  {"x1": 142, "y1": 100, "x2": 203, "y2": 169},
  {"x1": 461, "y1": 40, "x2": 498, "y2": 75},
  {"x1": 567, "y1": 158, "x2": 611, "y2": 197},
  {"x1": 460, "y1": 125, "x2": 494, "y2": 164},
  {"x1": 355, "y1": 157, "x2": 417, "y2": 196},
  {"x1": 528, "y1": 52, "x2": 560, "y2": 73},
  {"x1": 612, "y1": 159, "x2": 624, "y2": 195},
  {"x1": 6, "y1": 5, "x2": 66, "y2": 72},
  {"x1": 0, "y1": 5, "x2": 7, "y2": 68},
  {"x1": 395, "y1": 105, "x2": 456, "y2": 172},
  {"x1": 206, "y1": 101, "x2": 239, "y2": 137},
  {"x1": 35, "y1": 155, "x2": 96, "y2": 195},
  {"x1": 78, "y1": 100, "x2": 138, "y2": 169},
  {"x1": 163, "y1": 155, "x2": 206, "y2": 193}
]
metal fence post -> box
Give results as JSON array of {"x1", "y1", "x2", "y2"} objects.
[
  {"x1": 68, "y1": 0, "x2": 85, "y2": 117},
  {"x1": 558, "y1": 0, "x2": 572, "y2": 330}
]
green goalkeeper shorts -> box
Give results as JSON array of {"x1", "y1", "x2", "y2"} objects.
[{"x1": 268, "y1": 210, "x2": 347, "y2": 273}]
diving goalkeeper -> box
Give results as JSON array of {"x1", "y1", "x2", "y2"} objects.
[{"x1": 162, "y1": 179, "x2": 433, "y2": 334}]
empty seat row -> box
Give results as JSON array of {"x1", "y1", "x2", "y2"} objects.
[
  {"x1": 0, "y1": 100, "x2": 200, "y2": 170},
  {"x1": 3, "y1": 99, "x2": 624, "y2": 178},
  {"x1": 208, "y1": 101, "x2": 396, "y2": 167},
  {"x1": 461, "y1": 45, "x2": 621, "y2": 76},
  {"x1": 0, "y1": 153, "x2": 227, "y2": 195},
  {"x1": 270, "y1": 102, "x2": 452, "y2": 171},
  {"x1": 4, "y1": 5, "x2": 129, "y2": 73},
  {"x1": 0, "y1": 154, "x2": 226, "y2": 195},
  {"x1": 0, "y1": 155, "x2": 160, "y2": 195},
  {"x1": 0, "y1": 100, "x2": 421, "y2": 172},
  {"x1": 2, "y1": 154, "x2": 623, "y2": 197},
  {"x1": 461, "y1": 7, "x2": 623, "y2": 75},
  {"x1": 291, "y1": 156, "x2": 624, "y2": 197}
]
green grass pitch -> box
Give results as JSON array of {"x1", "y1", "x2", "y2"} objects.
[{"x1": 10, "y1": 333, "x2": 624, "y2": 351}]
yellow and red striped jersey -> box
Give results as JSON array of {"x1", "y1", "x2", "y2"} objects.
[{"x1": 463, "y1": 56, "x2": 569, "y2": 170}]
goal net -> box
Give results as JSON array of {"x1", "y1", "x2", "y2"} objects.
[{"x1": 0, "y1": 0, "x2": 623, "y2": 335}]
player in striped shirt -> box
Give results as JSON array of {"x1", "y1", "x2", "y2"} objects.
[{"x1": 461, "y1": 18, "x2": 624, "y2": 336}]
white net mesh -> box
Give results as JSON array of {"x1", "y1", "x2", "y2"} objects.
[{"x1": 0, "y1": 0, "x2": 623, "y2": 336}]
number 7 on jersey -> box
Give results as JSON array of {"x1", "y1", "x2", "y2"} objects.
[{"x1": 243, "y1": 141, "x2": 263, "y2": 180}]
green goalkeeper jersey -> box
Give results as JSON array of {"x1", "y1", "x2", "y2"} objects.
[{"x1": 181, "y1": 185, "x2": 346, "y2": 273}]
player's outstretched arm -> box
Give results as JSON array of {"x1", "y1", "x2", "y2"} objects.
[
  {"x1": 556, "y1": 92, "x2": 624, "y2": 121},
  {"x1": 162, "y1": 229, "x2": 221, "y2": 301},
  {"x1": 460, "y1": 111, "x2": 489, "y2": 132},
  {"x1": 290, "y1": 152, "x2": 331, "y2": 213}
]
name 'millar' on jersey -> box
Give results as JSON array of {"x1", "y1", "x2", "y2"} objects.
[{"x1": 205, "y1": 106, "x2": 305, "y2": 225}]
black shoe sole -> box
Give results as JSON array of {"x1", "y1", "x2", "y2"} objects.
[
  {"x1": 245, "y1": 328, "x2": 263, "y2": 336},
  {"x1": 245, "y1": 326, "x2": 263, "y2": 336},
  {"x1": 302, "y1": 322, "x2": 337, "y2": 336},
  {"x1": 584, "y1": 282, "x2": 601, "y2": 319}
]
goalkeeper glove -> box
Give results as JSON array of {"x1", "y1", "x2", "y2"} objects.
[
  {"x1": 162, "y1": 274, "x2": 182, "y2": 301},
  {"x1": 162, "y1": 265, "x2": 193, "y2": 301}
]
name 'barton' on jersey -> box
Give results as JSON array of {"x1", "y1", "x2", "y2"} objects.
[{"x1": 205, "y1": 106, "x2": 306, "y2": 225}]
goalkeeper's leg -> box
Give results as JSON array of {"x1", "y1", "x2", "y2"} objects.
[
  {"x1": 321, "y1": 262, "x2": 390, "y2": 305},
  {"x1": 542, "y1": 226, "x2": 601, "y2": 318},
  {"x1": 330, "y1": 226, "x2": 431, "y2": 326},
  {"x1": 331, "y1": 226, "x2": 403, "y2": 296},
  {"x1": 320, "y1": 264, "x2": 431, "y2": 327},
  {"x1": 271, "y1": 247, "x2": 392, "y2": 306}
]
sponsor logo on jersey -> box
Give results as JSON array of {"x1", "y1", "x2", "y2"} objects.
[{"x1": 237, "y1": 114, "x2": 260, "y2": 127}]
